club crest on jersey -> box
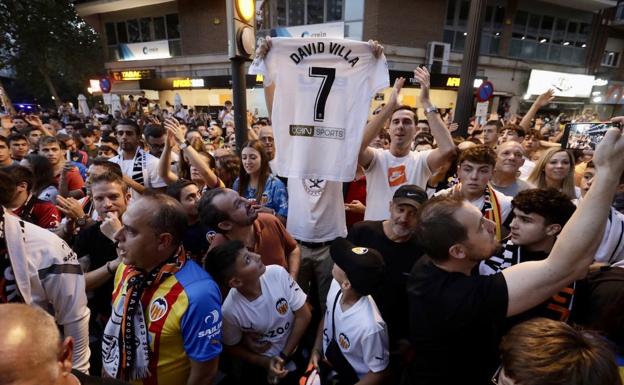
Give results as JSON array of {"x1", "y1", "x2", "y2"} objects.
[
  {"x1": 302, "y1": 179, "x2": 326, "y2": 196},
  {"x1": 352, "y1": 247, "x2": 368, "y2": 255},
  {"x1": 149, "y1": 297, "x2": 168, "y2": 322},
  {"x1": 276, "y1": 298, "x2": 289, "y2": 315},
  {"x1": 338, "y1": 333, "x2": 350, "y2": 350}
]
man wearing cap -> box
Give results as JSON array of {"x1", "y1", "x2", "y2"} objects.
[
  {"x1": 346, "y1": 184, "x2": 425, "y2": 365},
  {"x1": 309, "y1": 238, "x2": 389, "y2": 385}
]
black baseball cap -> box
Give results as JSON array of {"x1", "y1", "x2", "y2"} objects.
[
  {"x1": 393, "y1": 184, "x2": 428, "y2": 209},
  {"x1": 330, "y1": 237, "x2": 385, "y2": 296}
]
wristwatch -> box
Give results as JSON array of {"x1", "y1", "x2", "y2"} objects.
[
  {"x1": 179, "y1": 140, "x2": 190, "y2": 150},
  {"x1": 424, "y1": 105, "x2": 439, "y2": 114},
  {"x1": 76, "y1": 215, "x2": 89, "y2": 227}
]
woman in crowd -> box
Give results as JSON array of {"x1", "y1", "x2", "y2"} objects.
[
  {"x1": 233, "y1": 140, "x2": 288, "y2": 224},
  {"x1": 214, "y1": 149, "x2": 241, "y2": 189},
  {"x1": 21, "y1": 154, "x2": 59, "y2": 203},
  {"x1": 159, "y1": 120, "x2": 223, "y2": 191},
  {"x1": 527, "y1": 147, "x2": 580, "y2": 199}
]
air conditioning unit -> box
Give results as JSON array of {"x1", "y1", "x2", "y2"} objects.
[{"x1": 426, "y1": 42, "x2": 450, "y2": 74}]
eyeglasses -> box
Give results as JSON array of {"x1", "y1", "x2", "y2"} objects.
[{"x1": 491, "y1": 366, "x2": 514, "y2": 385}]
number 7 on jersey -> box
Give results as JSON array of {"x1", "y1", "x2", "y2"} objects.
[{"x1": 308, "y1": 67, "x2": 336, "y2": 122}]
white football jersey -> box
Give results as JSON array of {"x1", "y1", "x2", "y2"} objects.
[
  {"x1": 222, "y1": 265, "x2": 307, "y2": 369},
  {"x1": 249, "y1": 37, "x2": 389, "y2": 181}
]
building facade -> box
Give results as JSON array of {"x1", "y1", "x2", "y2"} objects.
[{"x1": 75, "y1": 0, "x2": 624, "y2": 118}]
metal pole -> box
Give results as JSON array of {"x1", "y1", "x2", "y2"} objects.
[
  {"x1": 454, "y1": 0, "x2": 487, "y2": 137},
  {"x1": 231, "y1": 57, "x2": 248, "y2": 154}
]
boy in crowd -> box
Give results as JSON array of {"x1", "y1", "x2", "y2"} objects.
[
  {"x1": 39, "y1": 135, "x2": 85, "y2": 198},
  {"x1": 205, "y1": 240, "x2": 311, "y2": 385},
  {"x1": 3, "y1": 164, "x2": 61, "y2": 229},
  {"x1": 309, "y1": 238, "x2": 389, "y2": 385},
  {"x1": 436, "y1": 145, "x2": 513, "y2": 241},
  {"x1": 480, "y1": 188, "x2": 577, "y2": 323}
]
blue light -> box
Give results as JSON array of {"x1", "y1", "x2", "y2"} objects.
[{"x1": 18, "y1": 104, "x2": 24, "y2": 108}]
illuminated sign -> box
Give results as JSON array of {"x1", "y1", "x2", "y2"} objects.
[
  {"x1": 446, "y1": 77, "x2": 460, "y2": 87},
  {"x1": 111, "y1": 69, "x2": 155, "y2": 81},
  {"x1": 173, "y1": 78, "x2": 205, "y2": 88},
  {"x1": 527, "y1": 70, "x2": 594, "y2": 98}
]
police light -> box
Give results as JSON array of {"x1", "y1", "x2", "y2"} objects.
[{"x1": 226, "y1": 0, "x2": 256, "y2": 60}]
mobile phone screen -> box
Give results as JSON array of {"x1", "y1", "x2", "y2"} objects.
[{"x1": 562, "y1": 122, "x2": 621, "y2": 150}]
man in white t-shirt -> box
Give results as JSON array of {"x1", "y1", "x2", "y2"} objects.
[
  {"x1": 436, "y1": 145, "x2": 513, "y2": 241},
  {"x1": 359, "y1": 67, "x2": 455, "y2": 221},
  {"x1": 204, "y1": 240, "x2": 311, "y2": 384},
  {"x1": 309, "y1": 237, "x2": 389, "y2": 384},
  {"x1": 108, "y1": 119, "x2": 166, "y2": 199}
]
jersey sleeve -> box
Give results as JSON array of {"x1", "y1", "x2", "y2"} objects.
[
  {"x1": 180, "y1": 279, "x2": 223, "y2": 361},
  {"x1": 361, "y1": 327, "x2": 389, "y2": 373},
  {"x1": 221, "y1": 300, "x2": 244, "y2": 346},
  {"x1": 364, "y1": 147, "x2": 383, "y2": 173},
  {"x1": 269, "y1": 177, "x2": 289, "y2": 218},
  {"x1": 277, "y1": 265, "x2": 306, "y2": 311},
  {"x1": 34, "y1": 202, "x2": 61, "y2": 229},
  {"x1": 368, "y1": 53, "x2": 390, "y2": 97}
]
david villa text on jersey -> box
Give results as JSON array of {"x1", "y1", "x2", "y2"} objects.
[{"x1": 289, "y1": 42, "x2": 360, "y2": 67}]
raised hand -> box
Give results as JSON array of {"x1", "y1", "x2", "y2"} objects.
[
  {"x1": 388, "y1": 77, "x2": 406, "y2": 109},
  {"x1": 536, "y1": 89, "x2": 555, "y2": 108},
  {"x1": 254, "y1": 36, "x2": 273, "y2": 60},
  {"x1": 414, "y1": 66, "x2": 431, "y2": 106},
  {"x1": 368, "y1": 39, "x2": 384, "y2": 58}
]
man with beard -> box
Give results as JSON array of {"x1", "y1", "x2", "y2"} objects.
[
  {"x1": 108, "y1": 119, "x2": 166, "y2": 198},
  {"x1": 347, "y1": 184, "x2": 426, "y2": 380},
  {"x1": 73, "y1": 172, "x2": 130, "y2": 374},
  {"x1": 199, "y1": 188, "x2": 301, "y2": 279},
  {"x1": 405, "y1": 123, "x2": 624, "y2": 385},
  {"x1": 490, "y1": 141, "x2": 533, "y2": 197}
]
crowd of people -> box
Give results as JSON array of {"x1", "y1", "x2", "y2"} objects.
[{"x1": 1, "y1": 41, "x2": 624, "y2": 385}]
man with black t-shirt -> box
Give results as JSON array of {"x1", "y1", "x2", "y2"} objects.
[
  {"x1": 73, "y1": 172, "x2": 129, "y2": 374},
  {"x1": 405, "y1": 122, "x2": 624, "y2": 385},
  {"x1": 347, "y1": 185, "x2": 425, "y2": 358}
]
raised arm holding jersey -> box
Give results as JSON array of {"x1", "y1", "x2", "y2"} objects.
[{"x1": 358, "y1": 67, "x2": 455, "y2": 220}]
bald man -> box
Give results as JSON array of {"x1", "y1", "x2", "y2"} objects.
[
  {"x1": 258, "y1": 125, "x2": 275, "y2": 160},
  {"x1": 0, "y1": 304, "x2": 128, "y2": 385},
  {"x1": 490, "y1": 141, "x2": 534, "y2": 198}
]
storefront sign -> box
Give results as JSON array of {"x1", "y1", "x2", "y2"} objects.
[
  {"x1": 111, "y1": 69, "x2": 156, "y2": 81},
  {"x1": 173, "y1": 78, "x2": 205, "y2": 88},
  {"x1": 118, "y1": 40, "x2": 171, "y2": 61},
  {"x1": 527, "y1": 70, "x2": 594, "y2": 98},
  {"x1": 271, "y1": 21, "x2": 344, "y2": 39},
  {"x1": 389, "y1": 71, "x2": 485, "y2": 90}
]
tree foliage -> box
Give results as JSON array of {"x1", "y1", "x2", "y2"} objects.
[{"x1": 0, "y1": 0, "x2": 105, "y2": 107}]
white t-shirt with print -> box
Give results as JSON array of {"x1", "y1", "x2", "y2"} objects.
[
  {"x1": 249, "y1": 37, "x2": 389, "y2": 181},
  {"x1": 286, "y1": 178, "x2": 347, "y2": 242},
  {"x1": 364, "y1": 148, "x2": 433, "y2": 221},
  {"x1": 222, "y1": 265, "x2": 307, "y2": 370},
  {"x1": 322, "y1": 280, "x2": 389, "y2": 378}
]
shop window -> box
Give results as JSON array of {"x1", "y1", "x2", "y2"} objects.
[
  {"x1": 327, "y1": 0, "x2": 343, "y2": 21},
  {"x1": 116, "y1": 22, "x2": 128, "y2": 44},
  {"x1": 289, "y1": 0, "x2": 305, "y2": 26},
  {"x1": 446, "y1": 0, "x2": 456, "y2": 25},
  {"x1": 154, "y1": 17, "x2": 166, "y2": 40},
  {"x1": 127, "y1": 19, "x2": 140, "y2": 43},
  {"x1": 140, "y1": 18, "x2": 151, "y2": 42},
  {"x1": 307, "y1": 0, "x2": 324, "y2": 24},
  {"x1": 166, "y1": 14, "x2": 180, "y2": 39},
  {"x1": 105, "y1": 22, "x2": 117, "y2": 45}
]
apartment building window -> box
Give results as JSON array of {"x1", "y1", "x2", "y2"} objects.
[
  {"x1": 263, "y1": 0, "x2": 362, "y2": 40},
  {"x1": 602, "y1": 50, "x2": 621, "y2": 67},
  {"x1": 509, "y1": 10, "x2": 589, "y2": 65},
  {"x1": 443, "y1": 0, "x2": 504, "y2": 55},
  {"x1": 104, "y1": 14, "x2": 181, "y2": 60}
]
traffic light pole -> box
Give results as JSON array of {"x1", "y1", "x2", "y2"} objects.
[
  {"x1": 231, "y1": 57, "x2": 248, "y2": 154},
  {"x1": 453, "y1": 0, "x2": 486, "y2": 137}
]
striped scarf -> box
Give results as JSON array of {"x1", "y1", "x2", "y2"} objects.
[
  {"x1": 482, "y1": 184, "x2": 502, "y2": 241},
  {"x1": 132, "y1": 148, "x2": 146, "y2": 186},
  {"x1": 102, "y1": 248, "x2": 186, "y2": 381}
]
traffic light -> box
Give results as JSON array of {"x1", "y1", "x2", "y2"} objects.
[{"x1": 226, "y1": 0, "x2": 256, "y2": 60}]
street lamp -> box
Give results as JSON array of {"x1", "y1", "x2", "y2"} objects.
[{"x1": 226, "y1": 0, "x2": 256, "y2": 59}]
